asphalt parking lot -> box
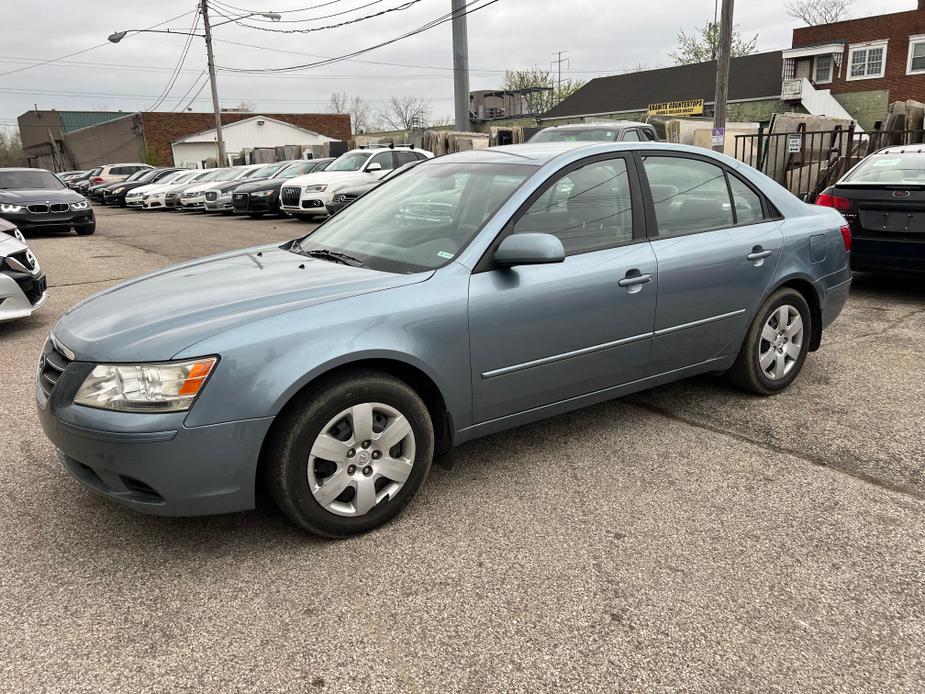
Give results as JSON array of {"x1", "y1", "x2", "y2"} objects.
[{"x1": 1, "y1": 205, "x2": 923, "y2": 692}]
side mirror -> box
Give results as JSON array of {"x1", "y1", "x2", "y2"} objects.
[
  {"x1": 366, "y1": 163, "x2": 382, "y2": 172},
  {"x1": 494, "y1": 233, "x2": 565, "y2": 267}
]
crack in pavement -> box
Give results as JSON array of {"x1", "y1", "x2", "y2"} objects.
[
  {"x1": 823, "y1": 307, "x2": 925, "y2": 347},
  {"x1": 626, "y1": 398, "x2": 925, "y2": 503}
]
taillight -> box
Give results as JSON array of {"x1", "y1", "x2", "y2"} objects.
[
  {"x1": 91, "y1": 176, "x2": 103, "y2": 184},
  {"x1": 815, "y1": 193, "x2": 851, "y2": 212},
  {"x1": 840, "y1": 224, "x2": 852, "y2": 252}
]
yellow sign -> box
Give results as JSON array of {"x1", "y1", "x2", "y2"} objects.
[{"x1": 647, "y1": 99, "x2": 705, "y2": 116}]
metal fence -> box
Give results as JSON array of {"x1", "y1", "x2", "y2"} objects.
[{"x1": 732, "y1": 127, "x2": 925, "y2": 202}]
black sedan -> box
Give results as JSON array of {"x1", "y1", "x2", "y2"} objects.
[
  {"x1": 817, "y1": 145, "x2": 925, "y2": 274},
  {"x1": 0, "y1": 168, "x2": 95, "y2": 235},
  {"x1": 101, "y1": 168, "x2": 180, "y2": 207},
  {"x1": 232, "y1": 158, "x2": 333, "y2": 218}
]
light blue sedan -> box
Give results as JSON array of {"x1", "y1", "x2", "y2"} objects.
[{"x1": 37, "y1": 142, "x2": 852, "y2": 536}]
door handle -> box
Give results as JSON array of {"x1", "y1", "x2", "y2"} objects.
[
  {"x1": 747, "y1": 247, "x2": 773, "y2": 261},
  {"x1": 618, "y1": 271, "x2": 652, "y2": 288}
]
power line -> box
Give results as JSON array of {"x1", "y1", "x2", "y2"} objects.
[
  {"x1": 217, "y1": 0, "x2": 501, "y2": 74},
  {"x1": 173, "y1": 70, "x2": 208, "y2": 111},
  {"x1": 209, "y1": 0, "x2": 425, "y2": 34},
  {"x1": 211, "y1": 0, "x2": 388, "y2": 23},
  {"x1": 146, "y1": 10, "x2": 202, "y2": 112},
  {"x1": 0, "y1": 8, "x2": 198, "y2": 78}
]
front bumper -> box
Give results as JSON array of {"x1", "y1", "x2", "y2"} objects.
[
  {"x1": 37, "y1": 359, "x2": 273, "y2": 516},
  {"x1": 233, "y1": 192, "x2": 277, "y2": 213},
  {"x1": 204, "y1": 193, "x2": 233, "y2": 211},
  {"x1": 180, "y1": 195, "x2": 206, "y2": 210},
  {"x1": 0, "y1": 272, "x2": 47, "y2": 322},
  {"x1": 2, "y1": 209, "x2": 94, "y2": 231}
]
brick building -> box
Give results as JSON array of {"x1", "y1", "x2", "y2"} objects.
[
  {"x1": 18, "y1": 110, "x2": 351, "y2": 171},
  {"x1": 783, "y1": 1, "x2": 925, "y2": 128}
]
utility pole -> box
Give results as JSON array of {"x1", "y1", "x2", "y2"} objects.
[
  {"x1": 712, "y1": 0, "x2": 734, "y2": 153},
  {"x1": 451, "y1": 0, "x2": 470, "y2": 132},
  {"x1": 552, "y1": 50, "x2": 568, "y2": 89},
  {"x1": 200, "y1": 0, "x2": 227, "y2": 166}
]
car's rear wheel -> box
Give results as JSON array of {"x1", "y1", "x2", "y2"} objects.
[
  {"x1": 265, "y1": 369, "x2": 434, "y2": 537},
  {"x1": 727, "y1": 288, "x2": 811, "y2": 395}
]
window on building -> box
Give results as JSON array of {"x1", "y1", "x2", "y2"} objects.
[
  {"x1": 847, "y1": 41, "x2": 887, "y2": 80},
  {"x1": 814, "y1": 54, "x2": 833, "y2": 83},
  {"x1": 907, "y1": 35, "x2": 925, "y2": 74}
]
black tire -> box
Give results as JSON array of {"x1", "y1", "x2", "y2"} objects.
[
  {"x1": 265, "y1": 369, "x2": 434, "y2": 537},
  {"x1": 74, "y1": 220, "x2": 96, "y2": 236},
  {"x1": 727, "y1": 287, "x2": 811, "y2": 396},
  {"x1": 248, "y1": 212, "x2": 265, "y2": 219}
]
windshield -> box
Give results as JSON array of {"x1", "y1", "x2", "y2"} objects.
[
  {"x1": 135, "y1": 170, "x2": 161, "y2": 183},
  {"x1": 326, "y1": 152, "x2": 372, "y2": 172},
  {"x1": 246, "y1": 162, "x2": 285, "y2": 179},
  {"x1": 157, "y1": 171, "x2": 185, "y2": 184},
  {"x1": 123, "y1": 170, "x2": 148, "y2": 183},
  {"x1": 0, "y1": 170, "x2": 65, "y2": 190},
  {"x1": 278, "y1": 161, "x2": 319, "y2": 178},
  {"x1": 293, "y1": 162, "x2": 537, "y2": 273},
  {"x1": 845, "y1": 153, "x2": 925, "y2": 185},
  {"x1": 530, "y1": 128, "x2": 622, "y2": 143}
]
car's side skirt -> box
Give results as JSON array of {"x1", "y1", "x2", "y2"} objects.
[{"x1": 455, "y1": 355, "x2": 734, "y2": 445}]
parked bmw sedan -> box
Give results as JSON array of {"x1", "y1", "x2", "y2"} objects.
[
  {"x1": 231, "y1": 158, "x2": 334, "y2": 217},
  {"x1": 37, "y1": 142, "x2": 851, "y2": 536},
  {"x1": 0, "y1": 168, "x2": 95, "y2": 235},
  {"x1": 816, "y1": 145, "x2": 925, "y2": 273}
]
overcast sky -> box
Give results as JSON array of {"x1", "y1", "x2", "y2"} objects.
[{"x1": 0, "y1": 0, "x2": 912, "y2": 130}]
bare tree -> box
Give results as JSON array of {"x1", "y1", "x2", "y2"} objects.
[
  {"x1": 670, "y1": 21, "x2": 758, "y2": 65},
  {"x1": 0, "y1": 130, "x2": 26, "y2": 167},
  {"x1": 502, "y1": 67, "x2": 584, "y2": 116},
  {"x1": 328, "y1": 92, "x2": 372, "y2": 134},
  {"x1": 784, "y1": 0, "x2": 853, "y2": 25},
  {"x1": 223, "y1": 101, "x2": 255, "y2": 112},
  {"x1": 379, "y1": 95, "x2": 432, "y2": 131}
]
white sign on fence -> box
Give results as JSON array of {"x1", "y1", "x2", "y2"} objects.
[{"x1": 787, "y1": 133, "x2": 803, "y2": 153}]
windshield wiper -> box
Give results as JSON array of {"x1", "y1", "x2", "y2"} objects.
[{"x1": 298, "y1": 247, "x2": 366, "y2": 267}]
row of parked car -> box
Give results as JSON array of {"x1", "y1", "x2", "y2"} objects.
[{"x1": 60, "y1": 144, "x2": 436, "y2": 222}]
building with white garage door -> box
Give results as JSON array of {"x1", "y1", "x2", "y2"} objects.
[{"x1": 171, "y1": 115, "x2": 337, "y2": 167}]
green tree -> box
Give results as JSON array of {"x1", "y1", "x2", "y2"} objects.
[
  {"x1": 670, "y1": 21, "x2": 758, "y2": 65},
  {"x1": 502, "y1": 68, "x2": 584, "y2": 117}
]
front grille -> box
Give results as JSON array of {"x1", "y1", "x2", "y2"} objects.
[
  {"x1": 50, "y1": 203, "x2": 69, "y2": 212},
  {"x1": 281, "y1": 186, "x2": 301, "y2": 207},
  {"x1": 331, "y1": 194, "x2": 346, "y2": 204},
  {"x1": 27, "y1": 204, "x2": 48, "y2": 213},
  {"x1": 4, "y1": 249, "x2": 36, "y2": 274},
  {"x1": 38, "y1": 337, "x2": 72, "y2": 398},
  {"x1": 232, "y1": 193, "x2": 249, "y2": 210},
  {"x1": 301, "y1": 199, "x2": 323, "y2": 209},
  {"x1": 205, "y1": 191, "x2": 218, "y2": 202}
]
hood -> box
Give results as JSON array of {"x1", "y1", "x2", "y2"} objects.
[
  {"x1": 54, "y1": 244, "x2": 431, "y2": 361},
  {"x1": 129, "y1": 181, "x2": 180, "y2": 195},
  {"x1": 283, "y1": 171, "x2": 375, "y2": 188},
  {"x1": 0, "y1": 188, "x2": 83, "y2": 203},
  {"x1": 235, "y1": 178, "x2": 285, "y2": 194}
]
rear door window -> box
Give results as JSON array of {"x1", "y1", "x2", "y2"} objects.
[{"x1": 641, "y1": 156, "x2": 733, "y2": 235}]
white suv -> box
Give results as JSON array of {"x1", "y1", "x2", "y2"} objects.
[
  {"x1": 90, "y1": 163, "x2": 153, "y2": 186},
  {"x1": 279, "y1": 147, "x2": 433, "y2": 220}
]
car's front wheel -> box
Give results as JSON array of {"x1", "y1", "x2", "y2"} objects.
[
  {"x1": 265, "y1": 369, "x2": 434, "y2": 536},
  {"x1": 74, "y1": 219, "x2": 96, "y2": 236},
  {"x1": 727, "y1": 287, "x2": 811, "y2": 395}
]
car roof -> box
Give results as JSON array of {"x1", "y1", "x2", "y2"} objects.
[
  {"x1": 434, "y1": 141, "x2": 736, "y2": 167},
  {"x1": 872, "y1": 145, "x2": 925, "y2": 155},
  {"x1": 538, "y1": 121, "x2": 651, "y2": 131}
]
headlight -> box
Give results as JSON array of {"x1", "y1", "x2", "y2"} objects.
[
  {"x1": 70, "y1": 200, "x2": 90, "y2": 210},
  {"x1": 304, "y1": 184, "x2": 327, "y2": 193},
  {"x1": 0, "y1": 203, "x2": 25, "y2": 213},
  {"x1": 252, "y1": 190, "x2": 274, "y2": 197},
  {"x1": 73, "y1": 357, "x2": 217, "y2": 412},
  {"x1": 112, "y1": 187, "x2": 126, "y2": 194}
]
